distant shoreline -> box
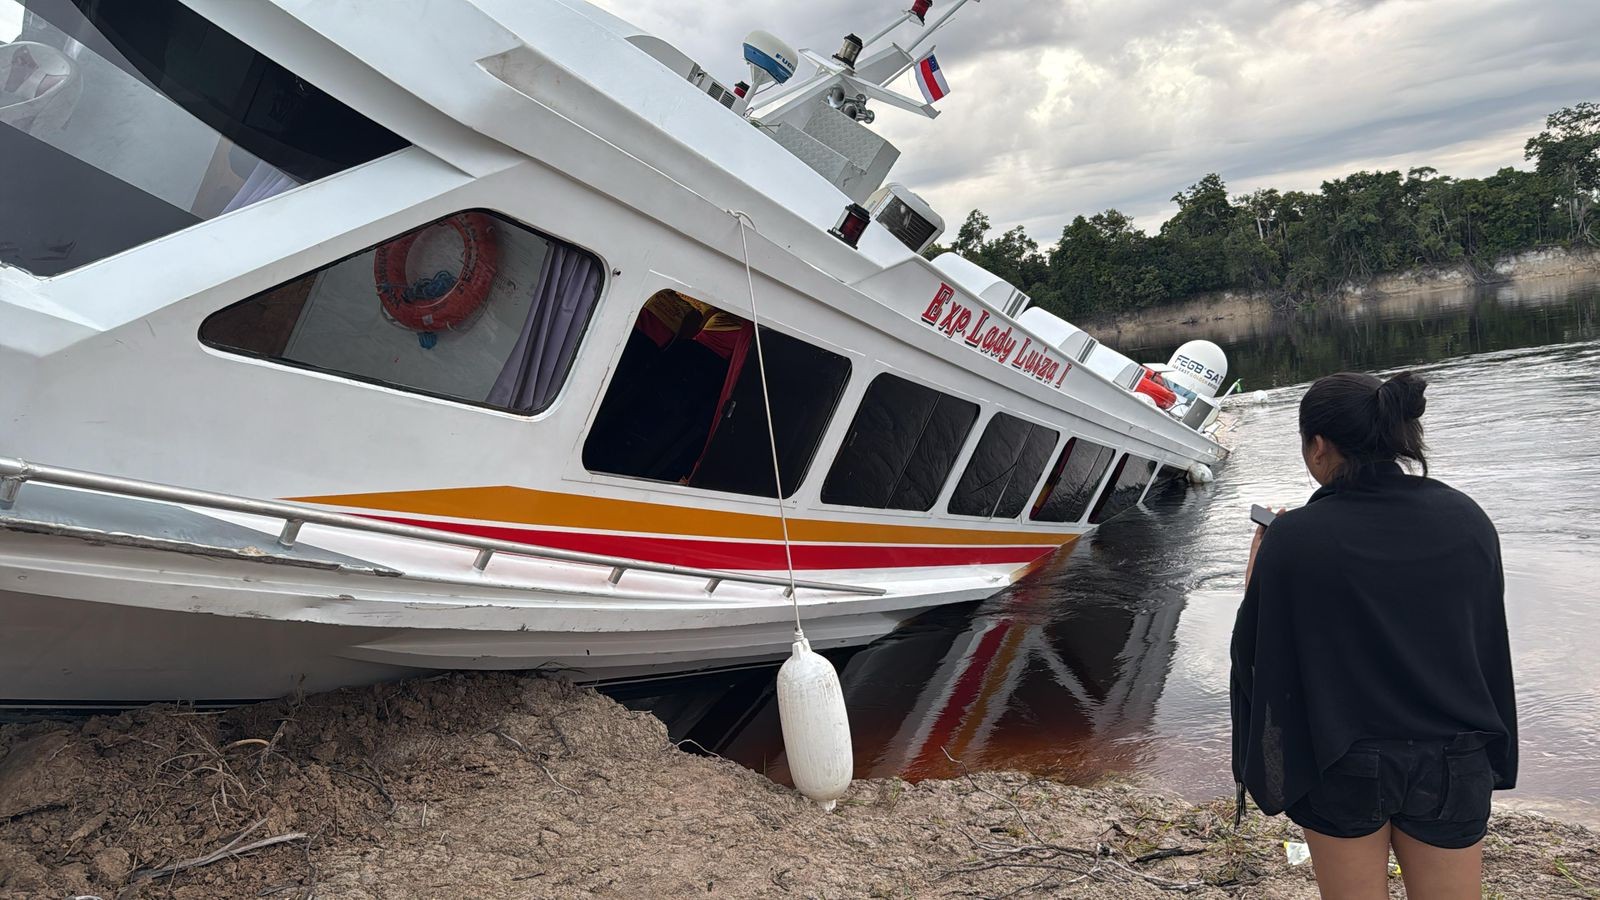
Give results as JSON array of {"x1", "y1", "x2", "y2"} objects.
[{"x1": 1082, "y1": 246, "x2": 1600, "y2": 347}]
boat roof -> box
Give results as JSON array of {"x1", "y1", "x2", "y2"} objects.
[{"x1": 198, "y1": 0, "x2": 918, "y2": 279}]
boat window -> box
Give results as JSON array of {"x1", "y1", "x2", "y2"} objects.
[
  {"x1": 0, "y1": 0, "x2": 407, "y2": 277},
  {"x1": 821, "y1": 373, "x2": 979, "y2": 511},
  {"x1": 1029, "y1": 437, "x2": 1117, "y2": 523},
  {"x1": 947, "y1": 412, "x2": 1060, "y2": 519},
  {"x1": 200, "y1": 211, "x2": 603, "y2": 415},
  {"x1": 582, "y1": 290, "x2": 851, "y2": 499},
  {"x1": 1089, "y1": 454, "x2": 1158, "y2": 524},
  {"x1": 1146, "y1": 463, "x2": 1187, "y2": 498}
]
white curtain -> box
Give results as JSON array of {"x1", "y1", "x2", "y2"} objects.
[{"x1": 221, "y1": 157, "x2": 300, "y2": 213}]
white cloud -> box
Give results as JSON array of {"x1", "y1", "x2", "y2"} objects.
[{"x1": 591, "y1": 0, "x2": 1600, "y2": 241}]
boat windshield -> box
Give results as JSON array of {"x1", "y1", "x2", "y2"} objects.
[
  {"x1": 0, "y1": 0, "x2": 406, "y2": 277},
  {"x1": 1164, "y1": 376, "x2": 1199, "y2": 406}
]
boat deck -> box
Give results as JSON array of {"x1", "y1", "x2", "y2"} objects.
[{"x1": 1, "y1": 482, "x2": 400, "y2": 576}]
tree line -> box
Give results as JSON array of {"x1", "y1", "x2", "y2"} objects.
[{"x1": 926, "y1": 103, "x2": 1600, "y2": 320}]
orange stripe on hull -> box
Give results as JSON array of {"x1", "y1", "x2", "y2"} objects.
[{"x1": 292, "y1": 485, "x2": 1076, "y2": 547}]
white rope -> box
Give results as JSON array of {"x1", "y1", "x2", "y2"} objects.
[{"x1": 729, "y1": 210, "x2": 804, "y2": 638}]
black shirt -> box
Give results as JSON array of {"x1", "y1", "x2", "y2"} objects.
[{"x1": 1230, "y1": 461, "x2": 1517, "y2": 815}]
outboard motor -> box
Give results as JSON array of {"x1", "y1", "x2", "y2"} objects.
[{"x1": 1164, "y1": 340, "x2": 1228, "y2": 430}]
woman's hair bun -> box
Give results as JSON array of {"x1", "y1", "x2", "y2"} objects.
[
  {"x1": 1378, "y1": 371, "x2": 1427, "y2": 421},
  {"x1": 1300, "y1": 370, "x2": 1429, "y2": 479}
]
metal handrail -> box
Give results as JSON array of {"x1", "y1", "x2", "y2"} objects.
[{"x1": 0, "y1": 456, "x2": 885, "y2": 597}]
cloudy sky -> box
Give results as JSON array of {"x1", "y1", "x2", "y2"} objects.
[{"x1": 592, "y1": 0, "x2": 1599, "y2": 242}]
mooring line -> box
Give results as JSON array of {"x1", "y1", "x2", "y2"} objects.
[{"x1": 729, "y1": 210, "x2": 803, "y2": 636}]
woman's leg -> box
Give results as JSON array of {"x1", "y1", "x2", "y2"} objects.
[
  {"x1": 1389, "y1": 828, "x2": 1483, "y2": 899},
  {"x1": 1302, "y1": 824, "x2": 1393, "y2": 900}
]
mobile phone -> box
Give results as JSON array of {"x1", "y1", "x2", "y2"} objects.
[{"x1": 1250, "y1": 504, "x2": 1278, "y2": 528}]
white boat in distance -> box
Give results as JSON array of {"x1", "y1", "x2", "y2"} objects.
[{"x1": 0, "y1": 0, "x2": 1230, "y2": 708}]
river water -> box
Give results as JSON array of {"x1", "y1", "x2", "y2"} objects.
[{"x1": 615, "y1": 273, "x2": 1600, "y2": 824}]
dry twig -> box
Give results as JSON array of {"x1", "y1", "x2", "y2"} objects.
[
  {"x1": 491, "y1": 727, "x2": 580, "y2": 796},
  {"x1": 1134, "y1": 847, "x2": 1206, "y2": 865},
  {"x1": 130, "y1": 818, "x2": 307, "y2": 883},
  {"x1": 330, "y1": 766, "x2": 397, "y2": 814},
  {"x1": 668, "y1": 737, "x2": 725, "y2": 759},
  {"x1": 940, "y1": 746, "x2": 1045, "y2": 846},
  {"x1": 932, "y1": 755, "x2": 1208, "y2": 895}
]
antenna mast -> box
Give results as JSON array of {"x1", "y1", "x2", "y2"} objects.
[{"x1": 861, "y1": 0, "x2": 981, "y2": 87}]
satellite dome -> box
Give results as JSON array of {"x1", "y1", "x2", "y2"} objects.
[{"x1": 743, "y1": 30, "x2": 797, "y2": 85}]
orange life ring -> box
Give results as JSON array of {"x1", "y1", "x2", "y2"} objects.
[{"x1": 374, "y1": 213, "x2": 499, "y2": 331}]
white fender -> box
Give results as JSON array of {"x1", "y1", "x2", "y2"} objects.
[
  {"x1": 1187, "y1": 463, "x2": 1215, "y2": 485},
  {"x1": 776, "y1": 637, "x2": 853, "y2": 808}
]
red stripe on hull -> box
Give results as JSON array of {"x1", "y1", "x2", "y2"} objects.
[{"x1": 368, "y1": 515, "x2": 1061, "y2": 570}]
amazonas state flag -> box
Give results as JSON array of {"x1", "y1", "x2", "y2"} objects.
[{"x1": 914, "y1": 52, "x2": 950, "y2": 104}]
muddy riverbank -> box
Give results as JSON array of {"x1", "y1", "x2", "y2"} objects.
[{"x1": 3, "y1": 673, "x2": 1595, "y2": 898}]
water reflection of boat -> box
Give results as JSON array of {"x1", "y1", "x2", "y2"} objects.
[
  {"x1": 856, "y1": 579, "x2": 1183, "y2": 781},
  {"x1": 626, "y1": 511, "x2": 1190, "y2": 783},
  {"x1": 0, "y1": 0, "x2": 1228, "y2": 707}
]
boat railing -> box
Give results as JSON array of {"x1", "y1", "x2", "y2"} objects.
[{"x1": 0, "y1": 456, "x2": 885, "y2": 598}]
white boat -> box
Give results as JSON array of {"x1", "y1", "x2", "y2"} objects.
[{"x1": 0, "y1": 0, "x2": 1229, "y2": 708}]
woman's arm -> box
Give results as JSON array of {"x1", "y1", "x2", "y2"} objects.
[
  {"x1": 1233, "y1": 510, "x2": 1286, "y2": 804},
  {"x1": 1245, "y1": 508, "x2": 1286, "y2": 586},
  {"x1": 1246, "y1": 525, "x2": 1265, "y2": 586},
  {"x1": 1485, "y1": 531, "x2": 1518, "y2": 789}
]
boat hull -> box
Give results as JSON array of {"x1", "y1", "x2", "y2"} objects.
[
  {"x1": 0, "y1": 588, "x2": 947, "y2": 709},
  {"x1": 0, "y1": 523, "x2": 988, "y2": 707}
]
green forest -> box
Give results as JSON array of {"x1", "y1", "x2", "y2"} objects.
[{"x1": 926, "y1": 103, "x2": 1600, "y2": 320}]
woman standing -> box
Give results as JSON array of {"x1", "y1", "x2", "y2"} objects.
[{"x1": 1231, "y1": 372, "x2": 1517, "y2": 899}]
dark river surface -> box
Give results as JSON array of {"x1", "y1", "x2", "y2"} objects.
[{"x1": 613, "y1": 273, "x2": 1600, "y2": 824}]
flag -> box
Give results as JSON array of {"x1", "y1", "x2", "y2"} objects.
[{"x1": 914, "y1": 52, "x2": 950, "y2": 104}]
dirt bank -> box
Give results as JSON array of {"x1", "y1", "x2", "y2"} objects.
[
  {"x1": 3, "y1": 673, "x2": 1596, "y2": 898},
  {"x1": 1081, "y1": 246, "x2": 1600, "y2": 344}
]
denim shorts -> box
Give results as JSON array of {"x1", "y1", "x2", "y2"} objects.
[{"x1": 1286, "y1": 733, "x2": 1496, "y2": 849}]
